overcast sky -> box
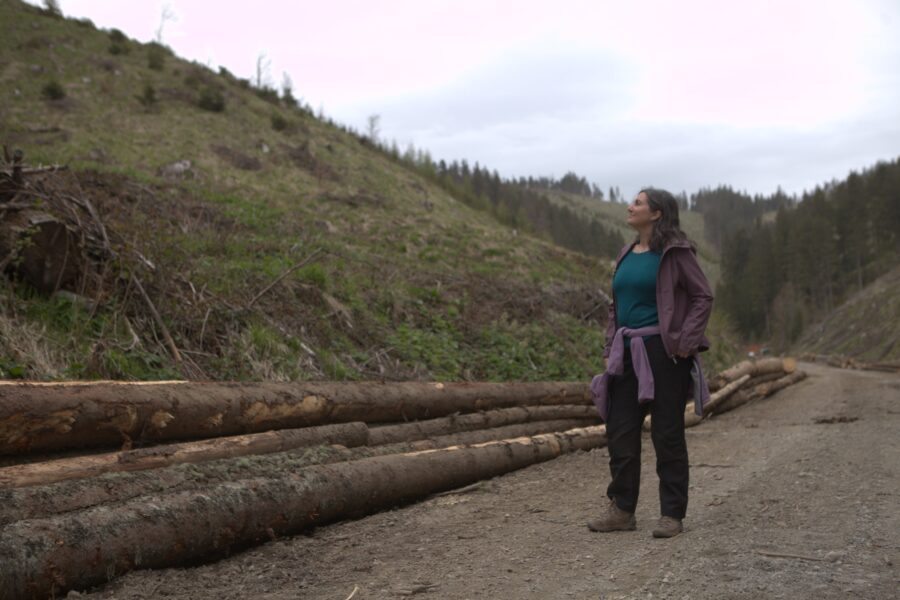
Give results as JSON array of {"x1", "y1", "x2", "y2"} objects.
[{"x1": 34, "y1": 0, "x2": 900, "y2": 197}]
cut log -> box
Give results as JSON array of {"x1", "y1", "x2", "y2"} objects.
[
  {"x1": 0, "y1": 425, "x2": 607, "y2": 598},
  {"x1": 739, "y1": 370, "x2": 790, "y2": 388},
  {"x1": 708, "y1": 357, "x2": 795, "y2": 392},
  {"x1": 0, "y1": 380, "x2": 590, "y2": 456},
  {"x1": 646, "y1": 373, "x2": 752, "y2": 430},
  {"x1": 0, "y1": 444, "x2": 357, "y2": 526},
  {"x1": 714, "y1": 371, "x2": 807, "y2": 413},
  {"x1": 0, "y1": 419, "x2": 600, "y2": 523},
  {"x1": 0, "y1": 421, "x2": 369, "y2": 489},
  {"x1": 367, "y1": 405, "x2": 599, "y2": 445},
  {"x1": 748, "y1": 370, "x2": 807, "y2": 397},
  {"x1": 0, "y1": 208, "x2": 81, "y2": 292},
  {"x1": 373, "y1": 418, "x2": 600, "y2": 454}
]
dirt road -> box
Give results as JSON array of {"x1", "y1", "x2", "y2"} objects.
[{"x1": 86, "y1": 361, "x2": 899, "y2": 599}]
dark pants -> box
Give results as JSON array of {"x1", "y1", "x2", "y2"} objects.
[{"x1": 605, "y1": 335, "x2": 692, "y2": 519}]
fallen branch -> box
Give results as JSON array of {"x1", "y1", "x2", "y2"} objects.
[
  {"x1": 246, "y1": 247, "x2": 323, "y2": 308},
  {"x1": 131, "y1": 273, "x2": 181, "y2": 364}
]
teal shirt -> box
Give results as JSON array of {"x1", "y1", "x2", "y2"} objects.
[{"x1": 612, "y1": 248, "x2": 661, "y2": 349}]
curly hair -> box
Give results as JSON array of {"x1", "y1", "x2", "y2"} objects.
[{"x1": 635, "y1": 187, "x2": 695, "y2": 253}]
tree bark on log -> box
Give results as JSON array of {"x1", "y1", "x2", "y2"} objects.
[
  {"x1": 0, "y1": 422, "x2": 369, "y2": 489},
  {"x1": 0, "y1": 380, "x2": 590, "y2": 456},
  {"x1": 373, "y1": 419, "x2": 601, "y2": 454},
  {"x1": 0, "y1": 419, "x2": 602, "y2": 523},
  {"x1": 367, "y1": 405, "x2": 599, "y2": 445},
  {"x1": 708, "y1": 357, "x2": 795, "y2": 392},
  {"x1": 0, "y1": 425, "x2": 607, "y2": 598}
]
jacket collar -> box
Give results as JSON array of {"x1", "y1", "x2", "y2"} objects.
[{"x1": 615, "y1": 237, "x2": 693, "y2": 267}]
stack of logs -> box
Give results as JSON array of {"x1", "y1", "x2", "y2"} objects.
[
  {"x1": 0, "y1": 357, "x2": 804, "y2": 598},
  {"x1": 799, "y1": 352, "x2": 900, "y2": 373}
]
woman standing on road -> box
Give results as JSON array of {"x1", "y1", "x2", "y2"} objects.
[{"x1": 587, "y1": 188, "x2": 713, "y2": 538}]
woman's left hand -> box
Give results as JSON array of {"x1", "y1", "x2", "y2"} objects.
[{"x1": 674, "y1": 351, "x2": 692, "y2": 358}]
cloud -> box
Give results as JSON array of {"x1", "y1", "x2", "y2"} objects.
[
  {"x1": 43, "y1": 0, "x2": 900, "y2": 196},
  {"x1": 370, "y1": 45, "x2": 635, "y2": 136}
]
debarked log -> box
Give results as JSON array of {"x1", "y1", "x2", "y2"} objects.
[
  {"x1": 708, "y1": 357, "x2": 796, "y2": 392},
  {"x1": 0, "y1": 425, "x2": 607, "y2": 599},
  {"x1": 367, "y1": 404, "x2": 599, "y2": 445},
  {"x1": 0, "y1": 422, "x2": 370, "y2": 489},
  {"x1": 0, "y1": 380, "x2": 591, "y2": 455},
  {"x1": 713, "y1": 370, "x2": 808, "y2": 413}
]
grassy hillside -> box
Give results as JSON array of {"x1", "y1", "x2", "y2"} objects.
[
  {"x1": 793, "y1": 263, "x2": 900, "y2": 362},
  {"x1": 0, "y1": 0, "x2": 740, "y2": 381}
]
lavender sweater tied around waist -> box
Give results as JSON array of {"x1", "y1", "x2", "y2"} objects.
[{"x1": 590, "y1": 325, "x2": 711, "y2": 422}]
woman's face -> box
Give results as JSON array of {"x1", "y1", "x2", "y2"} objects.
[{"x1": 627, "y1": 192, "x2": 661, "y2": 229}]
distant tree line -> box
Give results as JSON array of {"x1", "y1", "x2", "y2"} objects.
[
  {"x1": 714, "y1": 158, "x2": 900, "y2": 346},
  {"x1": 420, "y1": 158, "x2": 626, "y2": 259},
  {"x1": 690, "y1": 185, "x2": 794, "y2": 251}
]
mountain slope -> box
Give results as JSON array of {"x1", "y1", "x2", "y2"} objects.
[
  {"x1": 0, "y1": 0, "x2": 740, "y2": 381},
  {"x1": 793, "y1": 263, "x2": 900, "y2": 362}
]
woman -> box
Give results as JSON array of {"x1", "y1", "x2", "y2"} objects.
[{"x1": 587, "y1": 187, "x2": 713, "y2": 538}]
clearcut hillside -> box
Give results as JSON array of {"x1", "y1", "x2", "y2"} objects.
[{"x1": 0, "y1": 0, "x2": 741, "y2": 381}]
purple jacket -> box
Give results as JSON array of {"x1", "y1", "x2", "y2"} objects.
[
  {"x1": 602, "y1": 238, "x2": 714, "y2": 361},
  {"x1": 591, "y1": 324, "x2": 711, "y2": 421}
]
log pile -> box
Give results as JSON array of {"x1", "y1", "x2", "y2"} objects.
[
  {"x1": 0, "y1": 358, "x2": 807, "y2": 598},
  {"x1": 799, "y1": 352, "x2": 900, "y2": 373}
]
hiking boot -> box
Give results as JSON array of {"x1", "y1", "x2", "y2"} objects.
[
  {"x1": 652, "y1": 516, "x2": 684, "y2": 538},
  {"x1": 586, "y1": 498, "x2": 636, "y2": 532}
]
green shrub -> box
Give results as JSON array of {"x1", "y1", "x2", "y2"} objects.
[
  {"x1": 108, "y1": 28, "x2": 130, "y2": 55},
  {"x1": 297, "y1": 263, "x2": 327, "y2": 288},
  {"x1": 137, "y1": 83, "x2": 157, "y2": 109},
  {"x1": 42, "y1": 0, "x2": 62, "y2": 18},
  {"x1": 109, "y1": 28, "x2": 128, "y2": 43},
  {"x1": 41, "y1": 80, "x2": 66, "y2": 100},
  {"x1": 147, "y1": 43, "x2": 166, "y2": 71},
  {"x1": 270, "y1": 113, "x2": 289, "y2": 131},
  {"x1": 0, "y1": 358, "x2": 26, "y2": 379},
  {"x1": 254, "y1": 86, "x2": 280, "y2": 105},
  {"x1": 196, "y1": 86, "x2": 225, "y2": 112},
  {"x1": 281, "y1": 88, "x2": 298, "y2": 108}
]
